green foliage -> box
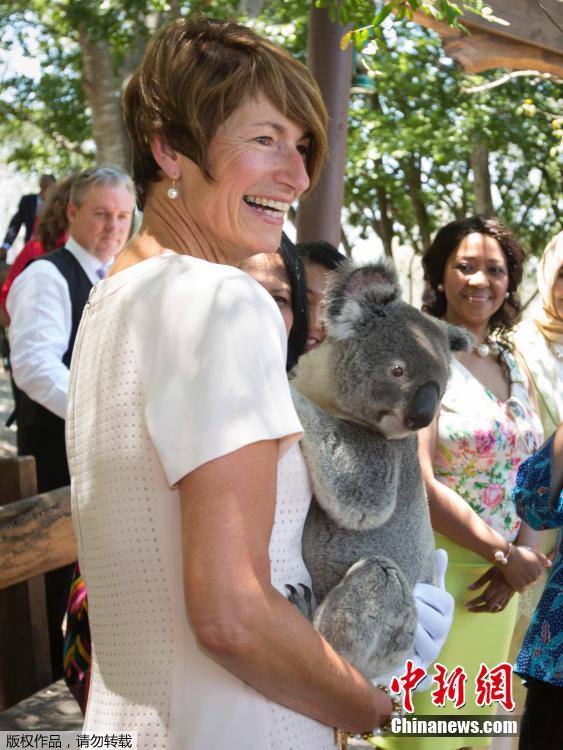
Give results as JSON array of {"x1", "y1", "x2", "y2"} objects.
[
  {"x1": 318, "y1": 0, "x2": 502, "y2": 49},
  {"x1": 343, "y1": 23, "x2": 562, "y2": 258},
  {"x1": 0, "y1": 0, "x2": 239, "y2": 175},
  {"x1": 0, "y1": 0, "x2": 560, "y2": 258}
]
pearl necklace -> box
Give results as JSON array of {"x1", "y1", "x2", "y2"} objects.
[
  {"x1": 474, "y1": 342, "x2": 492, "y2": 358},
  {"x1": 473, "y1": 339, "x2": 499, "y2": 358}
]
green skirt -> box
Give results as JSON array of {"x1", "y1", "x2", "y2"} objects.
[{"x1": 377, "y1": 534, "x2": 519, "y2": 750}]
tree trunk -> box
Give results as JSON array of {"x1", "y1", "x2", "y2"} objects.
[
  {"x1": 78, "y1": 25, "x2": 130, "y2": 172},
  {"x1": 470, "y1": 135, "x2": 493, "y2": 215},
  {"x1": 403, "y1": 156, "x2": 431, "y2": 249},
  {"x1": 374, "y1": 174, "x2": 394, "y2": 257},
  {"x1": 296, "y1": 6, "x2": 352, "y2": 247}
]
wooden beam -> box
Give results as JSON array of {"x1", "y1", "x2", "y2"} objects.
[
  {"x1": 445, "y1": 30, "x2": 563, "y2": 77},
  {"x1": 0, "y1": 486, "x2": 75, "y2": 590},
  {"x1": 413, "y1": 11, "x2": 563, "y2": 77},
  {"x1": 462, "y1": 0, "x2": 563, "y2": 57}
]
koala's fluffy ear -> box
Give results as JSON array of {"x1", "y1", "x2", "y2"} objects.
[
  {"x1": 324, "y1": 259, "x2": 401, "y2": 341},
  {"x1": 442, "y1": 321, "x2": 474, "y2": 352}
]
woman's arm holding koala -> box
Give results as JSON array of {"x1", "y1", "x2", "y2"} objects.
[{"x1": 418, "y1": 419, "x2": 550, "y2": 595}]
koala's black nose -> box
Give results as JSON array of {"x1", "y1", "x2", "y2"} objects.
[{"x1": 404, "y1": 382, "x2": 440, "y2": 431}]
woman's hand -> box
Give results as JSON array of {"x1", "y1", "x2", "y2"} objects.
[
  {"x1": 466, "y1": 567, "x2": 516, "y2": 613},
  {"x1": 497, "y1": 544, "x2": 551, "y2": 592}
]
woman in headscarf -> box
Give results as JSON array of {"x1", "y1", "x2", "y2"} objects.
[{"x1": 513, "y1": 231, "x2": 563, "y2": 435}]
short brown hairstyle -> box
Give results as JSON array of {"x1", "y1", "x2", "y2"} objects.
[{"x1": 123, "y1": 16, "x2": 328, "y2": 209}]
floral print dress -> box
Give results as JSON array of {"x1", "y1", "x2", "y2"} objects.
[{"x1": 434, "y1": 351, "x2": 544, "y2": 542}]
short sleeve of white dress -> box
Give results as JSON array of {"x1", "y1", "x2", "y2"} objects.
[{"x1": 127, "y1": 255, "x2": 302, "y2": 487}]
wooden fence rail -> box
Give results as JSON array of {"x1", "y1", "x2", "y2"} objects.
[
  {"x1": 0, "y1": 486, "x2": 74, "y2": 590},
  {"x1": 0, "y1": 456, "x2": 76, "y2": 709}
]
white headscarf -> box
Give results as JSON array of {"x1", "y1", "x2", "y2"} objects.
[{"x1": 534, "y1": 231, "x2": 563, "y2": 345}]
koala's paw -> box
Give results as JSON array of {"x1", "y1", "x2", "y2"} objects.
[{"x1": 286, "y1": 583, "x2": 313, "y2": 620}]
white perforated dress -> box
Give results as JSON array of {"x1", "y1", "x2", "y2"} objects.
[{"x1": 67, "y1": 254, "x2": 336, "y2": 750}]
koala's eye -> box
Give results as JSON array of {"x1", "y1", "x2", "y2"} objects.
[{"x1": 390, "y1": 364, "x2": 404, "y2": 377}]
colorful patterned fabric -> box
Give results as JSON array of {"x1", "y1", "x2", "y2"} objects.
[
  {"x1": 514, "y1": 433, "x2": 563, "y2": 687},
  {"x1": 434, "y1": 351, "x2": 544, "y2": 541},
  {"x1": 63, "y1": 563, "x2": 91, "y2": 712}
]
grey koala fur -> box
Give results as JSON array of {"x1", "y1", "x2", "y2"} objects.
[{"x1": 290, "y1": 259, "x2": 471, "y2": 678}]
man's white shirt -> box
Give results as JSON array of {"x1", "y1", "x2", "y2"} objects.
[{"x1": 7, "y1": 238, "x2": 107, "y2": 419}]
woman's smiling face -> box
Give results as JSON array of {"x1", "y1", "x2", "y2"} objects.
[
  {"x1": 442, "y1": 232, "x2": 509, "y2": 332},
  {"x1": 179, "y1": 94, "x2": 311, "y2": 265}
]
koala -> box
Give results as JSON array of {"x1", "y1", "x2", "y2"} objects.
[{"x1": 289, "y1": 259, "x2": 471, "y2": 678}]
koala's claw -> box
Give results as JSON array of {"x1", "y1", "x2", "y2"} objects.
[{"x1": 286, "y1": 583, "x2": 313, "y2": 619}]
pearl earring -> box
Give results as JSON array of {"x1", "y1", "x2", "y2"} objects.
[
  {"x1": 437, "y1": 283, "x2": 444, "y2": 292},
  {"x1": 505, "y1": 292, "x2": 510, "y2": 299},
  {"x1": 167, "y1": 176, "x2": 179, "y2": 200}
]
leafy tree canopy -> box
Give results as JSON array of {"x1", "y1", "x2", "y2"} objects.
[
  {"x1": 343, "y1": 22, "x2": 562, "y2": 257},
  {"x1": 0, "y1": 0, "x2": 560, "y2": 257}
]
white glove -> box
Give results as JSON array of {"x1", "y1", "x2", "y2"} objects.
[
  {"x1": 371, "y1": 549, "x2": 454, "y2": 691},
  {"x1": 410, "y1": 548, "x2": 454, "y2": 689}
]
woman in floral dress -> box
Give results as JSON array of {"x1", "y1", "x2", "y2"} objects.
[{"x1": 378, "y1": 217, "x2": 550, "y2": 750}]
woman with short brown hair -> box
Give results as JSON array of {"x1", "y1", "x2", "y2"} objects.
[
  {"x1": 68, "y1": 17, "x2": 387, "y2": 750},
  {"x1": 68, "y1": 18, "x2": 453, "y2": 749}
]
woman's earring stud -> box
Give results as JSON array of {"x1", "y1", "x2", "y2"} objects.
[
  {"x1": 437, "y1": 283, "x2": 444, "y2": 292},
  {"x1": 167, "y1": 176, "x2": 179, "y2": 200},
  {"x1": 505, "y1": 291, "x2": 510, "y2": 299}
]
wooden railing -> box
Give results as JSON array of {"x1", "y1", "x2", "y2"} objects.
[{"x1": 0, "y1": 456, "x2": 75, "y2": 709}]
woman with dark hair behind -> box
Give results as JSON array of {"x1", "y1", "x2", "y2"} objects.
[
  {"x1": 378, "y1": 216, "x2": 549, "y2": 750},
  {"x1": 241, "y1": 234, "x2": 308, "y2": 371},
  {"x1": 1, "y1": 174, "x2": 77, "y2": 317},
  {"x1": 295, "y1": 240, "x2": 346, "y2": 352}
]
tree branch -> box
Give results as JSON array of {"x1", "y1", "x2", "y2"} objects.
[
  {"x1": 0, "y1": 100, "x2": 88, "y2": 156},
  {"x1": 516, "y1": 169, "x2": 546, "y2": 232},
  {"x1": 521, "y1": 288, "x2": 539, "y2": 313},
  {"x1": 463, "y1": 69, "x2": 563, "y2": 94}
]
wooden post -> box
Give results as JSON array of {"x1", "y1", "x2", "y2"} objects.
[
  {"x1": 0, "y1": 456, "x2": 53, "y2": 709},
  {"x1": 296, "y1": 5, "x2": 353, "y2": 247}
]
